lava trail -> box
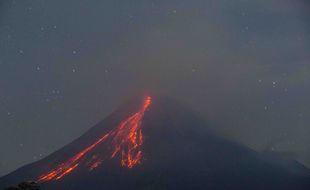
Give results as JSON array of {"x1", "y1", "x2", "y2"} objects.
[{"x1": 37, "y1": 96, "x2": 151, "y2": 182}]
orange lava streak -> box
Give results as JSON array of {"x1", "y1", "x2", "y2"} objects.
[
  {"x1": 110, "y1": 96, "x2": 150, "y2": 168},
  {"x1": 37, "y1": 133, "x2": 109, "y2": 182},
  {"x1": 37, "y1": 96, "x2": 151, "y2": 182},
  {"x1": 55, "y1": 163, "x2": 79, "y2": 180}
]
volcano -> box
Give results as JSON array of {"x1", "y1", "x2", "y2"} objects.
[{"x1": 1, "y1": 96, "x2": 309, "y2": 190}]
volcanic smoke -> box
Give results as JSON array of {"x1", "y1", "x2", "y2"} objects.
[{"x1": 37, "y1": 96, "x2": 152, "y2": 182}]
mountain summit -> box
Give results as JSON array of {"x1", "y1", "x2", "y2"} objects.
[{"x1": 1, "y1": 96, "x2": 309, "y2": 190}]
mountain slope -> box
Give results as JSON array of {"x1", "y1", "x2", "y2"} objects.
[{"x1": 1, "y1": 96, "x2": 309, "y2": 190}]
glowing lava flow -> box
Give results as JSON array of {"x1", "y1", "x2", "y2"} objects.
[{"x1": 37, "y1": 96, "x2": 151, "y2": 182}]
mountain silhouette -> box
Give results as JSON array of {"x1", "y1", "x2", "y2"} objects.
[{"x1": 1, "y1": 96, "x2": 309, "y2": 190}]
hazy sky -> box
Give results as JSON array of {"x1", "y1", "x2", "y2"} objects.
[{"x1": 0, "y1": 0, "x2": 309, "y2": 176}]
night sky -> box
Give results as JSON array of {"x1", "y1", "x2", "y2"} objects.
[{"x1": 0, "y1": 0, "x2": 309, "y2": 176}]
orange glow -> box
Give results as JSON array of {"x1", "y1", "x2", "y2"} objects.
[
  {"x1": 37, "y1": 96, "x2": 151, "y2": 182},
  {"x1": 88, "y1": 160, "x2": 103, "y2": 171}
]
